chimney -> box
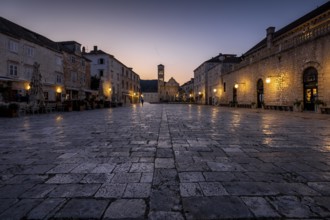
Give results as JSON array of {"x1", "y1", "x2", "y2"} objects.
[
  {"x1": 93, "y1": 46, "x2": 98, "y2": 52},
  {"x1": 266, "y1": 27, "x2": 275, "y2": 48},
  {"x1": 82, "y1": 46, "x2": 86, "y2": 53}
]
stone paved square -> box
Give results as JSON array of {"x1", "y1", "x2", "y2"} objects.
[{"x1": 1, "y1": 104, "x2": 330, "y2": 219}]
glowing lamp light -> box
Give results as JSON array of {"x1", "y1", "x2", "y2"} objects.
[
  {"x1": 109, "y1": 88, "x2": 112, "y2": 91},
  {"x1": 56, "y1": 87, "x2": 62, "y2": 93},
  {"x1": 198, "y1": 92, "x2": 202, "y2": 95},
  {"x1": 26, "y1": 85, "x2": 31, "y2": 90},
  {"x1": 266, "y1": 77, "x2": 271, "y2": 84},
  {"x1": 213, "y1": 89, "x2": 217, "y2": 93},
  {"x1": 234, "y1": 84, "x2": 239, "y2": 89},
  {"x1": 189, "y1": 94, "x2": 192, "y2": 97}
]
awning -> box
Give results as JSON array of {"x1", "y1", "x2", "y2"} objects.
[
  {"x1": 0, "y1": 76, "x2": 14, "y2": 81},
  {"x1": 0, "y1": 76, "x2": 27, "y2": 82}
]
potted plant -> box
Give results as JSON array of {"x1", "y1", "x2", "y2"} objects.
[
  {"x1": 293, "y1": 99, "x2": 303, "y2": 112},
  {"x1": 314, "y1": 99, "x2": 326, "y2": 113}
]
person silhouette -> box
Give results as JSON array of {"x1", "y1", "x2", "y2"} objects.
[{"x1": 141, "y1": 97, "x2": 144, "y2": 106}]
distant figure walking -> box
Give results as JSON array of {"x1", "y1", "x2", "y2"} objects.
[{"x1": 141, "y1": 97, "x2": 144, "y2": 106}]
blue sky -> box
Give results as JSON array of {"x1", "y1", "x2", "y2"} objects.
[{"x1": 0, "y1": 0, "x2": 328, "y2": 84}]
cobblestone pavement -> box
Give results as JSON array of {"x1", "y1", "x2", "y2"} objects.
[{"x1": 1, "y1": 103, "x2": 330, "y2": 219}]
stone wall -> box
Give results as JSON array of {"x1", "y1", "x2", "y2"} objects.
[{"x1": 221, "y1": 33, "x2": 330, "y2": 107}]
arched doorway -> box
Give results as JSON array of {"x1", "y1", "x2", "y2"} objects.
[
  {"x1": 303, "y1": 67, "x2": 318, "y2": 111},
  {"x1": 257, "y1": 79, "x2": 264, "y2": 108}
]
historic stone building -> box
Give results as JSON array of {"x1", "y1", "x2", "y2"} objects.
[
  {"x1": 58, "y1": 41, "x2": 91, "y2": 102},
  {"x1": 84, "y1": 46, "x2": 140, "y2": 104},
  {"x1": 218, "y1": 2, "x2": 330, "y2": 112},
  {"x1": 181, "y1": 78, "x2": 194, "y2": 102},
  {"x1": 0, "y1": 17, "x2": 64, "y2": 103},
  {"x1": 194, "y1": 54, "x2": 240, "y2": 105},
  {"x1": 140, "y1": 79, "x2": 158, "y2": 103},
  {"x1": 157, "y1": 64, "x2": 179, "y2": 102}
]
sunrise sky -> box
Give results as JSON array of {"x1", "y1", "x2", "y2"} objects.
[{"x1": 0, "y1": 0, "x2": 328, "y2": 84}]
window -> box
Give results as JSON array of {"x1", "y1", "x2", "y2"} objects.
[
  {"x1": 8, "y1": 63, "x2": 18, "y2": 76},
  {"x1": 8, "y1": 40, "x2": 18, "y2": 53},
  {"x1": 81, "y1": 75, "x2": 86, "y2": 83},
  {"x1": 56, "y1": 56, "x2": 63, "y2": 66},
  {"x1": 44, "y1": 92, "x2": 49, "y2": 101},
  {"x1": 71, "y1": 56, "x2": 76, "y2": 63},
  {"x1": 223, "y1": 82, "x2": 226, "y2": 92},
  {"x1": 99, "y1": 70, "x2": 104, "y2": 77},
  {"x1": 98, "y1": 58, "x2": 104, "y2": 64},
  {"x1": 56, "y1": 74, "x2": 62, "y2": 83},
  {"x1": 26, "y1": 46, "x2": 35, "y2": 57},
  {"x1": 71, "y1": 72, "x2": 77, "y2": 82},
  {"x1": 24, "y1": 66, "x2": 33, "y2": 80}
]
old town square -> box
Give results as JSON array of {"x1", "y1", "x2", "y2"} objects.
[{"x1": 0, "y1": 104, "x2": 330, "y2": 219}]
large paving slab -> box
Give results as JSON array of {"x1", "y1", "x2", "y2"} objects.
[{"x1": 0, "y1": 104, "x2": 330, "y2": 219}]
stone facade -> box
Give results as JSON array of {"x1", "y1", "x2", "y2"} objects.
[
  {"x1": 220, "y1": 2, "x2": 330, "y2": 111},
  {"x1": 157, "y1": 64, "x2": 179, "y2": 102},
  {"x1": 59, "y1": 41, "x2": 91, "y2": 102},
  {"x1": 181, "y1": 78, "x2": 194, "y2": 102},
  {"x1": 84, "y1": 46, "x2": 140, "y2": 104},
  {"x1": 142, "y1": 92, "x2": 159, "y2": 103},
  {"x1": 194, "y1": 54, "x2": 240, "y2": 105},
  {"x1": 0, "y1": 17, "x2": 64, "y2": 102}
]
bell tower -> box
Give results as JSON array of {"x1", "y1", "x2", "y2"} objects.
[
  {"x1": 158, "y1": 64, "x2": 165, "y2": 101},
  {"x1": 158, "y1": 64, "x2": 164, "y2": 83}
]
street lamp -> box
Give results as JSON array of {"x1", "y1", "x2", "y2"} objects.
[{"x1": 56, "y1": 87, "x2": 62, "y2": 93}]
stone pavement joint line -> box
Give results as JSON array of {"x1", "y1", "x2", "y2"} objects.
[{"x1": 0, "y1": 104, "x2": 330, "y2": 219}]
